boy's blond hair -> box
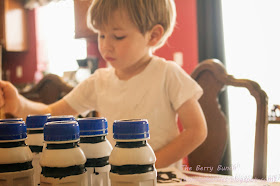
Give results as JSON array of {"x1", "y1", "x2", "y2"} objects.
[{"x1": 87, "y1": 0, "x2": 177, "y2": 50}]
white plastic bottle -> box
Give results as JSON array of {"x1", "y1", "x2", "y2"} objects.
[
  {"x1": 109, "y1": 119, "x2": 157, "y2": 186},
  {"x1": 0, "y1": 121, "x2": 35, "y2": 186},
  {"x1": 78, "y1": 117, "x2": 112, "y2": 186},
  {"x1": 26, "y1": 114, "x2": 50, "y2": 186},
  {"x1": 40, "y1": 120, "x2": 88, "y2": 186}
]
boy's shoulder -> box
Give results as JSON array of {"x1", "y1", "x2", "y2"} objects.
[
  {"x1": 87, "y1": 67, "x2": 114, "y2": 82},
  {"x1": 152, "y1": 56, "x2": 182, "y2": 71}
]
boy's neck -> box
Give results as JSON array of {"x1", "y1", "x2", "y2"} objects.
[{"x1": 115, "y1": 56, "x2": 153, "y2": 80}]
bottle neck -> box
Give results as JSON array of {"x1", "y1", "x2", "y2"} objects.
[
  {"x1": 115, "y1": 140, "x2": 147, "y2": 148},
  {"x1": 27, "y1": 128, "x2": 43, "y2": 134},
  {"x1": 46, "y1": 141, "x2": 79, "y2": 149},
  {"x1": 0, "y1": 140, "x2": 32, "y2": 173},
  {"x1": 80, "y1": 135, "x2": 106, "y2": 143}
]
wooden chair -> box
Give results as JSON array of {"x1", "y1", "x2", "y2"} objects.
[
  {"x1": 189, "y1": 59, "x2": 268, "y2": 180},
  {"x1": 20, "y1": 74, "x2": 73, "y2": 104}
]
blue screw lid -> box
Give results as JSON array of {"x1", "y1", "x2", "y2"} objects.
[
  {"x1": 113, "y1": 119, "x2": 150, "y2": 140},
  {"x1": 26, "y1": 114, "x2": 50, "y2": 129},
  {"x1": 0, "y1": 118, "x2": 23, "y2": 122},
  {"x1": 78, "y1": 117, "x2": 108, "y2": 136},
  {"x1": 0, "y1": 121, "x2": 27, "y2": 140},
  {"x1": 44, "y1": 121, "x2": 80, "y2": 141},
  {"x1": 47, "y1": 115, "x2": 76, "y2": 122}
]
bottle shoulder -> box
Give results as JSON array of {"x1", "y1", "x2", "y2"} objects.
[
  {"x1": 109, "y1": 143, "x2": 156, "y2": 165},
  {"x1": 79, "y1": 140, "x2": 113, "y2": 158},
  {"x1": 40, "y1": 147, "x2": 86, "y2": 167}
]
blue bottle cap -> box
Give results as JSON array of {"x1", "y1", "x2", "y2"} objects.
[
  {"x1": 0, "y1": 121, "x2": 27, "y2": 140},
  {"x1": 47, "y1": 115, "x2": 76, "y2": 122},
  {"x1": 0, "y1": 118, "x2": 23, "y2": 122},
  {"x1": 78, "y1": 117, "x2": 108, "y2": 136},
  {"x1": 26, "y1": 114, "x2": 50, "y2": 129},
  {"x1": 44, "y1": 121, "x2": 80, "y2": 141},
  {"x1": 113, "y1": 119, "x2": 150, "y2": 140}
]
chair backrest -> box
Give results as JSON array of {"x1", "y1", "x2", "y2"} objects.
[
  {"x1": 20, "y1": 74, "x2": 73, "y2": 104},
  {"x1": 189, "y1": 59, "x2": 268, "y2": 180}
]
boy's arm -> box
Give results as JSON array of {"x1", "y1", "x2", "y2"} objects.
[
  {"x1": 0, "y1": 80, "x2": 78, "y2": 119},
  {"x1": 15, "y1": 94, "x2": 51, "y2": 117},
  {"x1": 154, "y1": 98, "x2": 207, "y2": 169},
  {"x1": 15, "y1": 95, "x2": 78, "y2": 119}
]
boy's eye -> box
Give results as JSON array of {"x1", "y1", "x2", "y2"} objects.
[
  {"x1": 115, "y1": 36, "x2": 126, "y2": 40},
  {"x1": 99, "y1": 35, "x2": 105, "y2": 39}
]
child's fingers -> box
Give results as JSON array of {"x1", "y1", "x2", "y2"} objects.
[
  {"x1": 0, "y1": 88, "x2": 5, "y2": 119},
  {"x1": 0, "y1": 107, "x2": 4, "y2": 119},
  {"x1": 0, "y1": 88, "x2": 4, "y2": 108},
  {"x1": 0, "y1": 81, "x2": 8, "y2": 109},
  {"x1": 0, "y1": 80, "x2": 6, "y2": 89},
  {"x1": 0, "y1": 81, "x2": 8, "y2": 94}
]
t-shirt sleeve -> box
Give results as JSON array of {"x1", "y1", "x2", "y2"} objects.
[
  {"x1": 63, "y1": 73, "x2": 98, "y2": 114},
  {"x1": 166, "y1": 62, "x2": 203, "y2": 111}
]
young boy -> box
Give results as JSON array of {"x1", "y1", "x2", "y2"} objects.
[{"x1": 0, "y1": 0, "x2": 207, "y2": 170}]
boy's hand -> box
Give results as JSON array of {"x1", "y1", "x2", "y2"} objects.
[{"x1": 0, "y1": 80, "x2": 21, "y2": 116}]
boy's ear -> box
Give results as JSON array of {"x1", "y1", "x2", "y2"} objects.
[{"x1": 148, "y1": 24, "x2": 164, "y2": 46}]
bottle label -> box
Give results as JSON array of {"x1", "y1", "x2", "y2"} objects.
[
  {"x1": 110, "y1": 164, "x2": 155, "y2": 175},
  {"x1": 0, "y1": 161, "x2": 33, "y2": 173},
  {"x1": 86, "y1": 156, "x2": 109, "y2": 167},
  {"x1": 0, "y1": 141, "x2": 26, "y2": 148},
  {"x1": 41, "y1": 164, "x2": 86, "y2": 178}
]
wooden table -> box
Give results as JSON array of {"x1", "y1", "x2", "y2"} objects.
[
  {"x1": 268, "y1": 119, "x2": 280, "y2": 124},
  {"x1": 157, "y1": 168, "x2": 279, "y2": 185}
]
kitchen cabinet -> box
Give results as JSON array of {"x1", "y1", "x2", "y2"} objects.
[
  {"x1": 0, "y1": 0, "x2": 28, "y2": 51},
  {"x1": 74, "y1": 0, "x2": 98, "y2": 40}
]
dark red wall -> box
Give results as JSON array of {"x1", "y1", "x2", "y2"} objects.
[
  {"x1": 87, "y1": 39, "x2": 106, "y2": 68},
  {"x1": 3, "y1": 10, "x2": 38, "y2": 84},
  {"x1": 155, "y1": 0, "x2": 198, "y2": 74}
]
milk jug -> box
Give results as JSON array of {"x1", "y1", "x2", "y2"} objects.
[
  {"x1": 0, "y1": 121, "x2": 35, "y2": 186},
  {"x1": 78, "y1": 117, "x2": 112, "y2": 186},
  {"x1": 109, "y1": 119, "x2": 157, "y2": 186},
  {"x1": 40, "y1": 120, "x2": 88, "y2": 186},
  {"x1": 26, "y1": 114, "x2": 50, "y2": 185}
]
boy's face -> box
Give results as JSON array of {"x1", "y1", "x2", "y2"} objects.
[{"x1": 97, "y1": 10, "x2": 152, "y2": 78}]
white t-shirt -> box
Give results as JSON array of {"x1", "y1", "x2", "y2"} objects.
[{"x1": 63, "y1": 56, "x2": 202, "y2": 169}]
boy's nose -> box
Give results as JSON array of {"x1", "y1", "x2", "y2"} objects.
[{"x1": 101, "y1": 38, "x2": 113, "y2": 51}]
